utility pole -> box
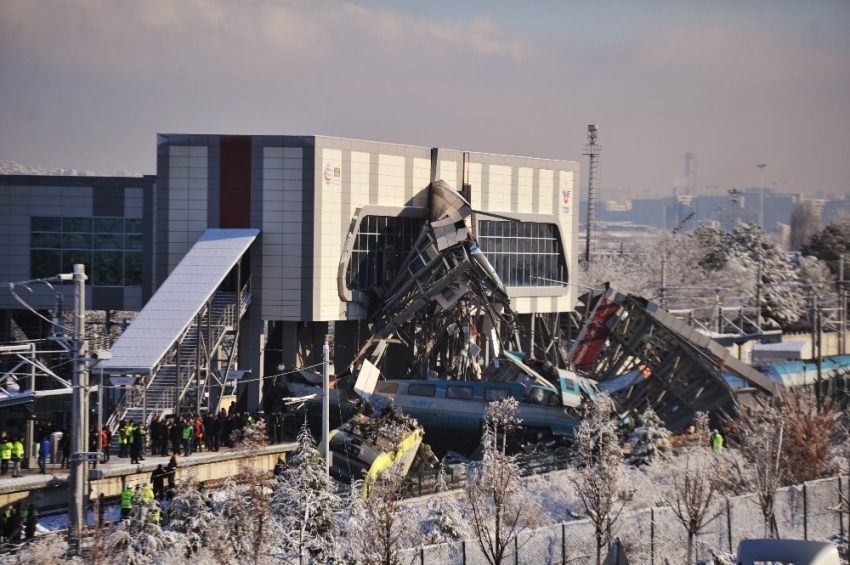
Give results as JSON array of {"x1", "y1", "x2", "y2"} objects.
[
  {"x1": 755, "y1": 257, "x2": 762, "y2": 332},
  {"x1": 321, "y1": 340, "x2": 330, "y2": 477},
  {"x1": 68, "y1": 264, "x2": 89, "y2": 554},
  {"x1": 840, "y1": 255, "x2": 847, "y2": 356},
  {"x1": 583, "y1": 125, "x2": 601, "y2": 265},
  {"x1": 659, "y1": 255, "x2": 667, "y2": 309},
  {"x1": 757, "y1": 163, "x2": 766, "y2": 228}
]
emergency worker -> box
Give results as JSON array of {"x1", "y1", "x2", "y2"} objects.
[
  {"x1": 10, "y1": 438, "x2": 24, "y2": 478},
  {"x1": 0, "y1": 437, "x2": 12, "y2": 475},
  {"x1": 120, "y1": 485, "x2": 134, "y2": 519},
  {"x1": 712, "y1": 429, "x2": 724, "y2": 453}
]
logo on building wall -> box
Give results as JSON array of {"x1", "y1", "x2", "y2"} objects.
[
  {"x1": 323, "y1": 162, "x2": 341, "y2": 186},
  {"x1": 561, "y1": 190, "x2": 571, "y2": 214}
]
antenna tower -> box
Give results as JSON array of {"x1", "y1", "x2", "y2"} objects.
[{"x1": 583, "y1": 125, "x2": 601, "y2": 264}]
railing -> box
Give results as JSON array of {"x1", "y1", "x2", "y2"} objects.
[{"x1": 108, "y1": 276, "x2": 252, "y2": 429}]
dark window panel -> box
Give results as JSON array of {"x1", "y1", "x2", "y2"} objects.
[
  {"x1": 62, "y1": 250, "x2": 92, "y2": 280},
  {"x1": 125, "y1": 235, "x2": 143, "y2": 251},
  {"x1": 63, "y1": 233, "x2": 92, "y2": 250},
  {"x1": 31, "y1": 250, "x2": 60, "y2": 279},
  {"x1": 31, "y1": 217, "x2": 62, "y2": 232},
  {"x1": 125, "y1": 252, "x2": 143, "y2": 286},
  {"x1": 125, "y1": 219, "x2": 144, "y2": 234},
  {"x1": 63, "y1": 218, "x2": 92, "y2": 233},
  {"x1": 94, "y1": 251, "x2": 124, "y2": 286},
  {"x1": 31, "y1": 232, "x2": 61, "y2": 249},
  {"x1": 94, "y1": 217, "x2": 124, "y2": 233},
  {"x1": 95, "y1": 234, "x2": 123, "y2": 250}
]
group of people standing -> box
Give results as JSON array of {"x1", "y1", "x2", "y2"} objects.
[
  {"x1": 0, "y1": 502, "x2": 38, "y2": 548},
  {"x1": 0, "y1": 437, "x2": 26, "y2": 478}
]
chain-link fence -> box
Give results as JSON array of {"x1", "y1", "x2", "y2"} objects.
[{"x1": 400, "y1": 475, "x2": 849, "y2": 564}]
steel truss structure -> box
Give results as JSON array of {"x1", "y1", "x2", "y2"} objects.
[{"x1": 569, "y1": 286, "x2": 780, "y2": 431}]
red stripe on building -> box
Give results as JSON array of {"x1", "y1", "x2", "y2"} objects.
[{"x1": 219, "y1": 136, "x2": 252, "y2": 228}]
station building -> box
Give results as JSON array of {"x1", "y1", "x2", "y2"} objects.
[{"x1": 0, "y1": 134, "x2": 580, "y2": 419}]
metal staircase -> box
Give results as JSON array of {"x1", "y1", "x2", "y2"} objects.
[{"x1": 107, "y1": 280, "x2": 250, "y2": 430}]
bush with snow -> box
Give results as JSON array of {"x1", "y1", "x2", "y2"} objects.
[{"x1": 628, "y1": 407, "x2": 672, "y2": 465}]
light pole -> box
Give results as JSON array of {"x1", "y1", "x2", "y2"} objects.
[{"x1": 757, "y1": 163, "x2": 766, "y2": 228}]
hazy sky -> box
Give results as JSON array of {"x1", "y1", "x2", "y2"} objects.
[{"x1": 1, "y1": 0, "x2": 848, "y2": 197}]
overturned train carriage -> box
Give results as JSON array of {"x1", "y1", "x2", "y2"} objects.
[{"x1": 568, "y1": 285, "x2": 780, "y2": 431}]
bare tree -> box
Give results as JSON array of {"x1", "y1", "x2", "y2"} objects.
[
  {"x1": 781, "y1": 392, "x2": 839, "y2": 485},
  {"x1": 465, "y1": 397, "x2": 531, "y2": 565},
  {"x1": 735, "y1": 405, "x2": 786, "y2": 538},
  {"x1": 568, "y1": 393, "x2": 632, "y2": 565},
  {"x1": 666, "y1": 452, "x2": 723, "y2": 564}
]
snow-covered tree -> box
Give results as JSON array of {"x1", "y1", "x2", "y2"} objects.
[
  {"x1": 694, "y1": 411, "x2": 711, "y2": 449},
  {"x1": 803, "y1": 212, "x2": 850, "y2": 274},
  {"x1": 342, "y1": 462, "x2": 420, "y2": 565},
  {"x1": 420, "y1": 468, "x2": 466, "y2": 544},
  {"x1": 465, "y1": 398, "x2": 534, "y2": 565},
  {"x1": 628, "y1": 407, "x2": 672, "y2": 465},
  {"x1": 204, "y1": 461, "x2": 277, "y2": 565},
  {"x1": 105, "y1": 489, "x2": 178, "y2": 565},
  {"x1": 568, "y1": 393, "x2": 631, "y2": 565},
  {"x1": 166, "y1": 474, "x2": 215, "y2": 556},
  {"x1": 272, "y1": 421, "x2": 340, "y2": 563}
]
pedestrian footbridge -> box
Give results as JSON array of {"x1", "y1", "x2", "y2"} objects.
[{"x1": 101, "y1": 229, "x2": 258, "y2": 431}]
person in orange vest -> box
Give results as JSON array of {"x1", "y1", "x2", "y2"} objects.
[{"x1": 194, "y1": 417, "x2": 204, "y2": 453}]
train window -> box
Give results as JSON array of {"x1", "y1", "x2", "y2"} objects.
[
  {"x1": 375, "y1": 382, "x2": 398, "y2": 394},
  {"x1": 446, "y1": 386, "x2": 474, "y2": 400},
  {"x1": 484, "y1": 388, "x2": 511, "y2": 401},
  {"x1": 562, "y1": 378, "x2": 576, "y2": 391},
  {"x1": 408, "y1": 384, "x2": 436, "y2": 397}
]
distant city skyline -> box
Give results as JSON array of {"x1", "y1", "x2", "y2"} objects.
[{"x1": 1, "y1": 1, "x2": 849, "y2": 196}]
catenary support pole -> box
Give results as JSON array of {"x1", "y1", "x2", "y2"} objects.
[
  {"x1": 68, "y1": 264, "x2": 89, "y2": 555},
  {"x1": 322, "y1": 341, "x2": 330, "y2": 477},
  {"x1": 755, "y1": 257, "x2": 762, "y2": 332}
]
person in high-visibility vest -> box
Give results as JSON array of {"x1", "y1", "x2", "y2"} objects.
[
  {"x1": 182, "y1": 421, "x2": 193, "y2": 457},
  {"x1": 120, "y1": 486, "x2": 134, "y2": 519},
  {"x1": 711, "y1": 430, "x2": 724, "y2": 453},
  {"x1": 10, "y1": 438, "x2": 24, "y2": 478},
  {"x1": 118, "y1": 421, "x2": 128, "y2": 458},
  {"x1": 142, "y1": 484, "x2": 154, "y2": 501},
  {"x1": 0, "y1": 437, "x2": 13, "y2": 476}
]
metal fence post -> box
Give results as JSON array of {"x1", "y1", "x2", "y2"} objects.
[
  {"x1": 515, "y1": 536, "x2": 519, "y2": 565},
  {"x1": 420, "y1": 546, "x2": 425, "y2": 565},
  {"x1": 803, "y1": 482, "x2": 808, "y2": 540},
  {"x1": 840, "y1": 476, "x2": 845, "y2": 537},
  {"x1": 462, "y1": 540, "x2": 466, "y2": 565},
  {"x1": 650, "y1": 507, "x2": 655, "y2": 565},
  {"x1": 562, "y1": 523, "x2": 566, "y2": 565},
  {"x1": 727, "y1": 498, "x2": 733, "y2": 554}
]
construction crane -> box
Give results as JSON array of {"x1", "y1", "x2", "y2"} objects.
[{"x1": 672, "y1": 212, "x2": 695, "y2": 234}]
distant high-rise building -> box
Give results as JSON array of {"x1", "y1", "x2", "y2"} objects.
[{"x1": 685, "y1": 153, "x2": 697, "y2": 195}]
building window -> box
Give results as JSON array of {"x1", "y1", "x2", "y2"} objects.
[
  {"x1": 346, "y1": 216, "x2": 426, "y2": 291},
  {"x1": 30, "y1": 216, "x2": 143, "y2": 286},
  {"x1": 477, "y1": 221, "x2": 568, "y2": 287}
]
